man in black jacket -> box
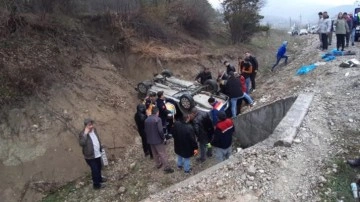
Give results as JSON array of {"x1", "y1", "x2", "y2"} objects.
[
  {"x1": 172, "y1": 114, "x2": 199, "y2": 173},
  {"x1": 134, "y1": 104, "x2": 153, "y2": 158},
  {"x1": 211, "y1": 111, "x2": 235, "y2": 162},
  {"x1": 223, "y1": 61, "x2": 236, "y2": 75},
  {"x1": 224, "y1": 71, "x2": 254, "y2": 118},
  {"x1": 245, "y1": 52, "x2": 259, "y2": 93},
  {"x1": 195, "y1": 67, "x2": 212, "y2": 84},
  {"x1": 190, "y1": 107, "x2": 214, "y2": 162}
]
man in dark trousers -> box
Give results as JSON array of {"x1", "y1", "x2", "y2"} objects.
[
  {"x1": 78, "y1": 118, "x2": 107, "y2": 189},
  {"x1": 172, "y1": 114, "x2": 199, "y2": 173},
  {"x1": 190, "y1": 107, "x2": 214, "y2": 162},
  {"x1": 145, "y1": 107, "x2": 174, "y2": 173},
  {"x1": 211, "y1": 111, "x2": 235, "y2": 162},
  {"x1": 195, "y1": 67, "x2": 212, "y2": 84},
  {"x1": 245, "y1": 52, "x2": 259, "y2": 93},
  {"x1": 134, "y1": 104, "x2": 153, "y2": 158}
]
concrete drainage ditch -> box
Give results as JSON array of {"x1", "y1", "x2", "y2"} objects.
[{"x1": 143, "y1": 93, "x2": 314, "y2": 201}]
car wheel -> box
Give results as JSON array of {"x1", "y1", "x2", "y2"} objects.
[
  {"x1": 161, "y1": 69, "x2": 173, "y2": 78},
  {"x1": 179, "y1": 94, "x2": 195, "y2": 110},
  {"x1": 137, "y1": 81, "x2": 152, "y2": 94},
  {"x1": 203, "y1": 79, "x2": 218, "y2": 93}
]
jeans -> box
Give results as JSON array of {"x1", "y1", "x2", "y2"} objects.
[
  {"x1": 346, "y1": 32, "x2": 350, "y2": 45},
  {"x1": 245, "y1": 77, "x2": 251, "y2": 94},
  {"x1": 230, "y1": 93, "x2": 253, "y2": 118},
  {"x1": 271, "y1": 55, "x2": 288, "y2": 71},
  {"x1": 85, "y1": 157, "x2": 103, "y2": 188},
  {"x1": 214, "y1": 146, "x2": 231, "y2": 162},
  {"x1": 351, "y1": 28, "x2": 355, "y2": 44},
  {"x1": 177, "y1": 155, "x2": 191, "y2": 172}
]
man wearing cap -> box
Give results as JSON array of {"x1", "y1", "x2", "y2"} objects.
[
  {"x1": 211, "y1": 111, "x2": 235, "y2": 162},
  {"x1": 271, "y1": 41, "x2": 288, "y2": 72},
  {"x1": 195, "y1": 67, "x2": 212, "y2": 84},
  {"x1": 78, "y1": 118, "x2": 107, "y2": 189},
  {"x1": 145, "y1": 107, "x2": 174, "y2": 173}
]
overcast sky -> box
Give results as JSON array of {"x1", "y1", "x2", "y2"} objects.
[
  {"x1": 208, "y1": 0, "x2": 358, "y2": 22},
  {"x1": 208, "y1": 0, "x2": 358, "y2": 11}
]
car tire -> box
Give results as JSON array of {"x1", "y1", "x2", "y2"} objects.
[
  {"x1": 161, "y1": 69, "x2": 173, "y2": 78},
  {"x1": 203, "y1": 79, "x2": 218, "y2": 93},
  {"x1": 137, "y1": 80, "x2": 152, "y2": 94},
  {"x1": 179, "y1": 94, "x2": 195, "y2": 111}
]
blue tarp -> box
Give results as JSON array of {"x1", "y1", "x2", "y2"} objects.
[
  {"x1": 296, "y1": 64, "x2": 318, "y2": 75},
  {"x1": 296, "y1": 49, "x2": 341, "y2": 75}
]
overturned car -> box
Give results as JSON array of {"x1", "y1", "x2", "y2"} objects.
[{"x1": 135, "y1": 70, "x2": 229, "y2": 113}]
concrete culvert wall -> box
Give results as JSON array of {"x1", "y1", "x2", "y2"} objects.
[{"x1": 233, "y1": 96, "x2": 297, "y2": 148}]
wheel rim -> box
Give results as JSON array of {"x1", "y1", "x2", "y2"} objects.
[
  {"x1": 138, "y1": 84, "x2": 147, "y2": 94},
  {"x1": 180, "y1": 98, "x2": 191, "y2": 109}
]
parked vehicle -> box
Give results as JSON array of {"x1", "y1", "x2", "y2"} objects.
[
  {"x1": 135, "y1": 70, "x2": 229, "y2": 113},
  {"x1": 299, "y1": 29, "x2": 308, "y2": 35}
]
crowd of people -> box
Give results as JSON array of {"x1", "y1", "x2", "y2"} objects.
[
  {"x1": 318, "y1": 10, "x2": 359, "y2": 51},
  {"x1": 131, "y1": 52, "x2": 259, "y2": 176}
]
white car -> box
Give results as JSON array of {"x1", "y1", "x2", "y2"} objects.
[{"x1": 299, "y1": 29, "x2": 308, "y2": 35}]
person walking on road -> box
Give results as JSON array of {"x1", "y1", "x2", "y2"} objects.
[
  {"x1": 144, "y1": 107, "x2": 174, "y2": 173},
  {"x1": 78, "y1": 118, "x2": 107, "y2": 189},
  {"x1": 271, "y1": 41, "x2": 289, "y2": 72}
]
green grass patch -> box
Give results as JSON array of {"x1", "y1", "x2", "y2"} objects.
[{"x1": 320, "y1": 159, "x2": 359, "y2": 201}]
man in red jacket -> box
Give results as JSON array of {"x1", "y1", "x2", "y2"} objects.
[{"x1": 211, "y1": 111, "x2": 235, "y2": 162}]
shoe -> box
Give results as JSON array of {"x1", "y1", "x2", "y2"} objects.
[
  {"x1": 164, "y1": 168, "x2": 174, "y2": 174},
  {"x1": 352, "y1": 43, "x2": 355, "y2": 46},
  {"x1": 101, "y1": 177, "x2": 107, "y2": 183},
  {"x1": 93, "y1": 184, "x2": 106, "y2": 190},
  {"x1": 196, "y1": 158, "x2": 206, "y2": 163},
  {"x1": 347, "y1": 159, "x2": 360, "y2": 167},
  {"x1": 185, "y1": 168, "x2": 192, "y2": 173},
  {"x1": 156, "y1": 163, "x2": 163, "y2": 169},
  {"x1": 177, "y1": 165, "x2": 183, "y2": 169}
]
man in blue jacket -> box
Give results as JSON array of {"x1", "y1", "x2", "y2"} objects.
[{"x1": 271, "y1": 41, "x2": 289, "y2": 72}]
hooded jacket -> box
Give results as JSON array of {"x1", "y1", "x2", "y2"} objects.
[
  {"x1": 172, "y1": 120, "x2": 198, "y2": 158},
  {"x1": 318, "y1": 18, "x2": 332, "y2": 33},
  {"x1": 134, "y1": 104, "x2": 147, "y2": 137},
  {"x1": 276, "y1": 42, "x2": 287, "y2": 58}
]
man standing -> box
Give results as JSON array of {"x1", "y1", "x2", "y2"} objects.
[
  {"x1": 211, "y1": 111, "x2": 235, "y2": 162},
  {"x1": 271, "y1": 41, "x2": 289, "y2": 72},
  {"x1": 224, "y1": 71, "x2": 254, "y2": 118},
  {"x1": 144, "y1": 92, "x2": 157, "y2": 116},
  {"x1": 245, "y1": 52, "x2": 259, "y2": 93},
  {"x1": 195, "y1": 67, "x2": 212, "y2": 84},
  {"x1": 78, "y1": 118, "x2": 107, "y2": 189},
  {"x1": 134, "y1": 104, "x2": 153, "y2": 158},
  {"x1": 145, "y1": 107, "x2": 174, "y2": 173},
  {"x1": 350, "y1": 12, "x2": 357, "y2": 46},
  {"x1": 344, "y1": 12, "x2": 353, "y2": 47},
  {"x1": 319, "y1": 11, "x2": 332, "y2": 51},
  {"x1": 156, "y1": 91, "x2": 170, "y2": 134},
  {"x1": 190, "y1": 107, "x2": 214, "y2": 162},
  {"x1": 318, "y1": 12, "x2": 323, "y2": 48},
  {"x1": 172, "y1": 114, "x2": 198, "y2": 173},
  {"x1": 208, "y1": 97, "x2": 226, "y2": 125}
]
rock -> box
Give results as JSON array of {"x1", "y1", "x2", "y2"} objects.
[
  {"x1": 217, "y1": 193, "x2": 226, "y2": 200},
  {"x1": 32, "y1": 124, "x2": 39, "y2": 129},
  {"x1": 319, "y1": 176, "x2": 327, "y2": 183},
  {"x1": 216, "y1": 180, "x2": 224, "y2": 187},
  {"x1": 258, "y1": 169, "x2": 265, "y2": 174},
  {"x1": 349, "y1": 119, "x2": 354, "y2": 123},
  {"x1": 129, "y1": 162, "x2": 136, "y2": 170},
  {"x1": 118, "y1": 186, "x2": 126, "y2": 194},
  {"x1": 248, "y1": 176, "x2": 255, "y2": 181},
  {"x1": 247, "y1": 165, "x2": 256, "y2": 176},
  {"x1": 293, "y1": 138, "x2": 302, "y2": 143}
]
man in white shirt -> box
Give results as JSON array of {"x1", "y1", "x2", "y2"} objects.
[{"x1": 79, "y1": 118, "x2": 107, "y2": 189}]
